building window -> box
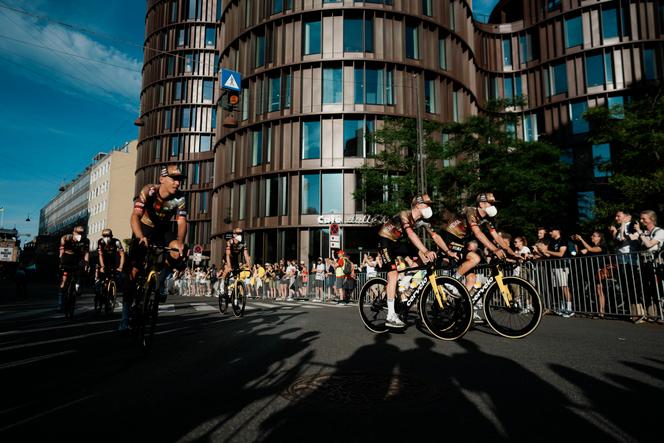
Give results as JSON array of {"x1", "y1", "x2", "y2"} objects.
[
  {"x1": 266, "y1": 176, "x2": 279, "y2": 217},
  {"x1": 515, "y1": 75, "x2": 522, "y2": 97},
  {"x1": 405, "y1": 21, "x2": 419, "y2": 59},
  {"x1": 164, "y1": 109, "x2": 172, "y2": 130},
  {"x1": 523, "y1": 113, "x2": 538, "y2": 141},
  {"x1": 269, "y1": 73, "x2": 281, "y2": 112},
  {"x1": 577, "y1": 191, "x2": 595, "y2": 221},
  {"x1": 170, "y1": 135, "x2": 180, "y2": 156},
  {"x1": 302, "y1": 120, "x2": 321, "y2": 159},
  {"x1": 239, "y1": 183, "x2": 246, "y2": 220},
  {"x1": 177, "y1": 27, "x2": 187, "y2": 47},
  {"x1": 585, "y1": 53, "x2": 605, "y2": 87},
  {"x1": 354, "y1": 65, "x2": 389, "y2": 105},
  {"x1": 602, "y1": 6, "x2": 619, "y2": 40},
  {"x1": 200, "y1": 191, "x2": 208, "y2": 214},
  {"x1": 252, "y1": 129, "x2": 263, "y2": 166},
  {"x1": 303, "y1": 17, "x2": 321, "y2": 55},
  {"x1": 280, "y1": 175, "x2": 289, "y2": 215},
  {"x1": 192, "y1": 163, "x2": 200, "y2": 184},
  {"x1": 301, "y1": 174, "x2": 320, "y2": 215},
  {"x1": 155, "y1": 139, "x2": 162, "y2": 161},
  {"x1": 202, "y1": 80, "x2": 213, "y2": 102},
  {"x1": 570, "y1": 100, "x2": 589, "y2": 134},
  {"x1": 255, "y1": 31, "x2": 265, "y2": 68},
  {"x1": 167, "y1": 56, "x2": 175, "y2": 75},
  {"x1": 519, "y1": 33, "x2": 533, "y2": 64},
  {"x1": 452, "y1": 90, "x2": 459, "y2": 122},
  {"x1": 545, "y1": 62, "x2": 568, "y2": 96},
  {"x1": 502, "y1": 37, "x2": 512, "y2": 69},
  {"x1": 323, "y1": 65, "x2": 342, "y2": 104},
  {"x1": 422, "y1": 0, "x2": 432, "y2": 16},
  {"x1": 272, "y1": 0, "x2": 283, "y2": 14},
  {"x1": 211, "y1": 106, "x2": 217, "y2": 129},
  {"x1": 547, "y1": 0, "x2": 561, "y2": 12},
  {"x1": 344, "y1": 13, "x2": 373, "y2": 53},
  {"x1": 283, "y1": 72, "x2": 291, "y2": 109},
  {"x1": 605, "y1": 53, "x2": 614, "y2": 86},
  {"x1": 205, "y1": 26, "x2": 216, "y2": 47},
  {"x1": 643, "y1": 48, "x2": 657, "y2": 80},
  {"x1": 592, "y1": 144, "x2": 612, "y2": 178},
  {"x1": 608, "y1": 96, "x2": 624, "y2": 118},
  {"x1": 343, "y1": 117, "x2": 374, "y2": 157},
  {"x1": 439, "y1": 37, "x2": 447, "y2": 70},
  {"x1": 424, "y1": 75, "x2": 436, "y2": 113},
  {"x1": 200, "y1": 135, "x2": 211, "y2": 152},
  {"x1": 503, "y1": 77, "x2": 514, "y2": 98},
  {"x1": 322, "y1": 173, "x2": 343, "y2": 214},
  {"x1": 171, "y1": 0, "x2": 178, "y2": 22},
  {"x1": 449, "y1": 1, "x2": 455, "y2": 30},
  {"x1": 565, "y1": 15, "x2": 583, "y2": 48}
]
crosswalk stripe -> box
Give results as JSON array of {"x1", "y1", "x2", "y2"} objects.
[
  {"x1": 191, "y1": 303, "x2": 217, "y2": 312},
  {"x1": 159, "y1": 304, "x2": 175, "y2": 312}
]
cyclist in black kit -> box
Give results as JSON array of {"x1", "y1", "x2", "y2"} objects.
[
  {"x1": 58, "y1": 225, "x2": 90, "y2": 311},
  {"x1": 119, "y1": 164, "x2": 188, "y2": 330},
  {"x1": 95, "y1": 228, "x2": 125, "y2": 295}
]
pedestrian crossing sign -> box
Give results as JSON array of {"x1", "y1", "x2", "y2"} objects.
[{"x1": 221, "y1": 69, "x2": 242, "y2": 92}]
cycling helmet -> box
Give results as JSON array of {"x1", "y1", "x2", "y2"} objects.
[{"x1": 102, "y1": 228, "x2": 113, "y2": 237}]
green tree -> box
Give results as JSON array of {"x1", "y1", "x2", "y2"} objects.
[
  {"x1": 584, "y1": 93, "x2": 664, "y2": 218},
  {"x1": 354, "y1": 100, "x2": 573, "y2": 236}
]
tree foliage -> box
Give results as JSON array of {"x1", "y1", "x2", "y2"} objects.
[
  {"x1": 355, "y1": 100, "x2": 573, "y2": 236},
  {"x1": 584, "y1": 92, "x2": 664, "y2": 218}
]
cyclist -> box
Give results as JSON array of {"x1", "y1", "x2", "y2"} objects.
[
  {"x1": 378, "y1": 194, "x2": 455, "y2": 328},
  {"x1": 95, "y1": 228, "x2": 125, "y2": 297},
  {"x1": 58, "y1": 225, "x2": 90, "y2": 311},
  {"x1": 436, "y1": 192, "x2": 517, "y2": 293},
  {"x1": 222, "y1": 228, "x2": 252, "y2": 299},
  {"x1": 119, "y1": 164, "x2": 188, "y2": 330}
]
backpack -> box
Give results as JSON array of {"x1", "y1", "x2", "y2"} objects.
[{"x1": 343, "y1": 258, "x2": 352, "y2": 275}]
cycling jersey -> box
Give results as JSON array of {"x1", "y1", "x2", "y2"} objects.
[
  {"x1": 436, "y1": 207, "x2": 495, "y2": 254},
  {"x1": 227, "y1": 242, "x2": 247, "y2": 270},
  {"x1": 133, "y1": 184, "x2": 187, "y2": 229},
  {"x1": 61, "y1": 234, "x2": 90, "y2": 259},
  {"x1": 97, "y1": 237, "x2": 124, "y2": 268},
  {"x1": 378, "y1": 210, "x2": 432, "y2": 242}
]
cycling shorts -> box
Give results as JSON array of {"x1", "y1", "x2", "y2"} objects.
[{"x1": 378, "y1": 237, "x2": 418, "y2": 271}]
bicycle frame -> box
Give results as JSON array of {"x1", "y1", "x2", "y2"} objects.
[
  {"x1": 470, "y1": 263, "x2": 514, "y2": 307},
  {"x1": 397, "y1": 263, "x2": 453, "y2": 312}
]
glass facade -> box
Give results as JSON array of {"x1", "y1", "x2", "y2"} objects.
[
  {"x1": 565, "y1": 16, "x2": 583, "y2": 48},
  {"x1": 302, "y1": 121, "x2": 321, "y2": 159},
  {"x1": 304, "y1": 18, "x2": 321, "y2": 55}
]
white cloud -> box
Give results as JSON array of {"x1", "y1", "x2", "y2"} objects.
[{"x1": 0, "y1": 8, "x2": 141, "y2": 112}]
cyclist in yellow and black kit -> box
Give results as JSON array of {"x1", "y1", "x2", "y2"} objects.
[
  {"x1": 58, "y1": 225, "x2": 90, "y2": 311},
  {"x1": 436, "y1": 192, "x2": 517, "y2": 292},
  {"x1": 119, "y1": 164, "x2": 188, "y2": 330},
  {"x1": 378, "y1": 194, "x2": 456, "y2": 328},
  {"x1": 95, "y1": 228, "x2": 125, "y2": 295}
]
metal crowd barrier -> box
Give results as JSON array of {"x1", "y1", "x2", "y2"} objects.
[{"x1": 165, "y1": 252, "x2": 663, "y2": 321}]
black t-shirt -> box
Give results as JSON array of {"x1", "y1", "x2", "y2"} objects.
[{"x1": 548, "y1": 236, "x2": 570, "y2": 257}]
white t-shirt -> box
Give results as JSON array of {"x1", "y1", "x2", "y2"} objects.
[
  {"x1": 517, "y1": 246, "x2": 531, "y2": 256},
  {"x1": 315, "y1": 263, "x2": 325, "y2": 280},
  {"x1": 644, "y1": 227, "x2": 664, "y2": 252}
]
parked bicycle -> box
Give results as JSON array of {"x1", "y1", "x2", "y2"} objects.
[
  {"x1": 470, "y1": 260, "x2": 543, "y2": 338},
  {"x1": 130, "y1": 245, "x2": 180, "y2": 352},
  {"x1": 358, "y1": 258, "x2": 473, "y2": 341},
  {"x1": 217, "y1": 267, "x2": 248, "y2": 317},
  {"x1": 95, "y1": 270, "x2": 118, "y2": 315}
]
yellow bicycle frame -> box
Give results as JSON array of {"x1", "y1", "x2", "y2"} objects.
[
  {"x1": 428, "y1": 274, "x2": 447, "y2": 308},
  {"x1": 494, "y1": 266, "x2": 514, "y2": 305}
]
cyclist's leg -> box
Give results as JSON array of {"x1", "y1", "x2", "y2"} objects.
[{"x1": 457, "y1": 251, "x2": 481, "y2": 292}]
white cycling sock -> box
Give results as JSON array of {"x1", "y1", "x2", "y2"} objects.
[
  {"x1": 387, "y1": 299, "x2": 395, "y2": 317},
  {"x1": 566, "y1": 301, "x2": 572, "y2": 311}
]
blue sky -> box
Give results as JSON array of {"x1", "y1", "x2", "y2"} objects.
[{"x1": 0, "y1": 0, "x2": 500, "y2": 241}]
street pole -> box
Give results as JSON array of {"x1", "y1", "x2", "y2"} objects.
[
  {"x1": 413, "y1": 74, "x2": 426, "y2": 196},
  {"x1": 0, "y1": 207, "x2": 4, "y2": 228}
]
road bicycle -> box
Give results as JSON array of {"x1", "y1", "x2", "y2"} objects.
[
  {"x1": 358, "y1": 259, "x2": 473, "y2": 341},
  {"x1": 95, "y1": 270, "x2": 118, "y2": 315},
  {"x1": 61, "y1": 266, "x2": 82, "y2": 321},
  {"x1": 470, "y1": 260, "x2": 542, "y2": 338},
  {"x1": 130, "y1": 245, "x2": 180, "y2": 352},
  {"x1": 217, "y1": 267, "x2": 248, "y2": 317}
]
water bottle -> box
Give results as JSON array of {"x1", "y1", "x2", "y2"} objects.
[{"x1": 410, "y1": 270, "x2": 425, "y2": 288}]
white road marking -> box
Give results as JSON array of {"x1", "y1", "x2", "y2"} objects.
[
  {"x1": 159, "y1": 304, "x2": 175, "y2": 312},
  {"x1": 0, "y1": 395, "x2": 94, "y2": 432},
  {"x1": 191, "y1": 303, "x2": 217, "y2": 312},
  {"x1": 0, "y1": 350, "x2": 76, "y2": 370}
]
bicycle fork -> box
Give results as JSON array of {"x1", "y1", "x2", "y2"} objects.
[
  {"x1": 494, "y1": 270, "x2": 514, "y2": 307},
  {"x1": 428, "y1": 274, "x2": 447, "y2": 308}
]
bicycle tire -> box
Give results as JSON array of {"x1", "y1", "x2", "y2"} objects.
[
  {"x1": 218, "y1": 283, "x2": 228, "y2": 314},
  {"x1": 358, "y1": 278, "x2": 389, "y2": 334},
  {"x1": 419, "y1": 276, "x2": 473, "y2": 341},
  {"x1": 64, "y1": 279, "x2": 76, "y2": 321},
  {"x1": 140, "y1": 276, "x2": 159, "y2": 352},
  {"x1": 232, "y1": 282, "x2": 246, "y2": 317},
  {"x1": 105, "y1": 280, "x2": 116, "y2": 315},
  {"x1": 483, "y1": 276, "x2": 542, "y2": 339}
]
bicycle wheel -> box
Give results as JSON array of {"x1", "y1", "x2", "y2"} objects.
[
  {"x1": 105, "y1": 280, "x2": 117, "y2": 315},
  {"x1": 232, "y1": 282, "x2": 246, "y2": 317},
  {"x1": 483, "y1": 276, "x2": 542, "y2": 339},
  {"x1": 139, "y1": 276, "x2": 159, "y2": 352},
  {"x1": 419, "y1": 276, "x2": 472, "y2": 341},
  {"x1": 64, "y1": 280, "x2": 76, "y2": 321},
  {"x1": 218, "y1": 287, "x2": 229, "y2": 314},
  {"x1": 358, "y1": 278, "x2": 389, "y2": 334}
]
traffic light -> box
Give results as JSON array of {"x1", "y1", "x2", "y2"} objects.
[{"x1": 221, "y1": 91, "x2": 239, "y2": 128}]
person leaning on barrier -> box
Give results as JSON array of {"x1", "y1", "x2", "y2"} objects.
[
  {"x1": 539, "y1": 226, "x2": 575, "y2": 318},
  {"x1": 610, "y1": 210, "x2": 644, "y2": 322},
  {"x1": 573, "y1": 231, "x2": 609, "y2": 318},
  {"x1": 635, "y1": 210, "x2": 664, "y2": 322}
]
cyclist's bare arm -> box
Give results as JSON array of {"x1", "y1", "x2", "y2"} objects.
[
  {"x1": 542, "y1": 245, "x2": 567, "y2": 258},
  {"x1": 489, "y1": 230, "x2": 518, "y2": 257},
  {"x1": 470, "y1": 225, "x2": 503, "y2": 257},
  {"x1": 130, "y1": 213, "x2": 148, "y2": 246},
  {"x1": 118, "y1": 249, "x2": 125, "y2": 270},
  {"x1": 176, "y1": 216, "x2": 187, "y2": 255},
  {"x1": 426, "y1": 227, "x2": 458, "y2": 258},
  {"x1": 243, "y1": 249, "x2": 252, "y2": 267}
]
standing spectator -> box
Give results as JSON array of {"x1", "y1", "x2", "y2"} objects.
[
  {"x1": 635, "y1": 210, "x2": 664, "y2": 321},
  {"x1": 609, "y1": 210, "x2": 642, "y2": 322},
  {"x1": 209, "y1": 263, "x2": 218, "y2": 297},
  {"x1": 325, "y1": 258, "x2": 335, "y2": 301},
  {"x1": 342, "y1": 256, "x2": 356, "y2": 303},
  {"x1": 300, "y1": 261, "x2": 309, "y2": 299},
  {"x1": 513, "y1": 236, "x2": 531, "y2": 258},
  {"x1": 531, "y1": 227, "x2": 549, "y2": 260},
  {"x1": 286, "y1": 260, "x2": 298, "y2": 300},
  {"x1": 363, "y1": 254, "x2": 379, "y2": 278},
  {"x1": 334, "y1": 250, "x2": 348, "y2": 303},
  {"x1": 313, "y1": 258, "x2": 326, "y2": 301},
  {"x1": 573, "y1": 231, "x2": 608, "y2": 318},
  {"x1": 539, "y1": 227, "x2": 574, "y2": 317}
]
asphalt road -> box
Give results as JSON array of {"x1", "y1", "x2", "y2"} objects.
[{"x1": 0, "y1": 285, "x2": 662, "y2": 442}]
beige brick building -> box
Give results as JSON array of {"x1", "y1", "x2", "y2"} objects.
[{"x1": 87, "y1": 141, "x2": 138, "y2": 248}]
